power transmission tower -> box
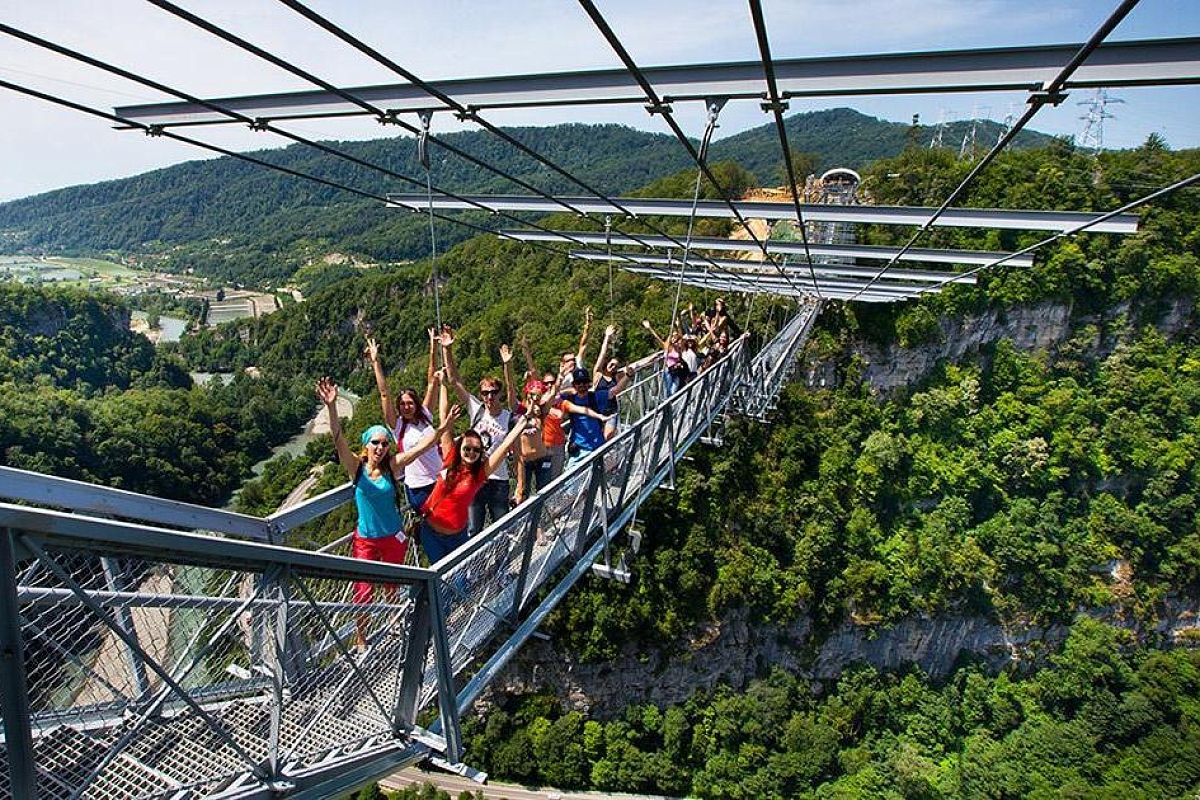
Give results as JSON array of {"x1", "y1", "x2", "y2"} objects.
[
  {"x1": 1078, "y1": 89, "x2": 1124, "y2": 153},
  {"x1": 959, "y1": 104, "x2": 988, "y2": 159},
  {"x1": 930, "y1": 109, "x2": 947, "y2": 149}
]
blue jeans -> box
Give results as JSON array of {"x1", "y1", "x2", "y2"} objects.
[
  {"x1": 522, "y1": 457, "x2": 553, "y2": 496},
  {"x1": 419, "y1": 519, "x2": 469, "y2": 566},
  {"x1": 468, "y1": 478, "x2": 510, "y2": 536},
  {"x1": 405, "y1": 482, "x2": 434, "y2": 513}
]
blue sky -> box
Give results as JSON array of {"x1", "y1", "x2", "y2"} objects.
[{"x1": 0, "y1": 0, "x2": 1197, "y2": 202}]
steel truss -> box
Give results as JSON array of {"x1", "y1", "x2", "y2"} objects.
[{"x1": 0, "y1": 323, "x2": 816, "y2": 799}]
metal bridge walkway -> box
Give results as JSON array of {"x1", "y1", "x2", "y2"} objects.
[{"x1": 0, "y1": 305, "x2": 818, "y2": 800}]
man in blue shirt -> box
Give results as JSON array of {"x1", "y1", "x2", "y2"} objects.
[{"x1": 562, "y1": 367, "x2": 617, "y2": 468}]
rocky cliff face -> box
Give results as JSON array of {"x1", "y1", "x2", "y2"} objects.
[
  {"x1": 490, "y1": 597, "x2": 1200, "y2": 719},
  {"x1": 804, "y1": 295, "x2": 1197, "y2": 396}
]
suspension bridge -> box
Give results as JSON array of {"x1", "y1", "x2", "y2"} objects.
[{"x1": 1, "y1": 0, "x2": 1197, "y2": 796}]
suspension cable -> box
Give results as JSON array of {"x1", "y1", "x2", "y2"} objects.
[
  {"x1": 575, "y1": 0, "x2": 806, "y2": 300},
  {"x1": 849, "y1": 0, "x2": 1142, "y2": 300},
  {"x1": 418, "y1": 113, "x2": 444, "y2": 332},
  {"x1": 669, "y1": 105, "x2": 723, "y2": 333},
  {"x1": 604, "y1": 215, "x2": 615, "y2": 319},
  {"x1": 144, "y1": 0, "x2": 762, "y2": 299},
  {"x1": 746, "y1": 0, "x2": 821, "y2": 301}
]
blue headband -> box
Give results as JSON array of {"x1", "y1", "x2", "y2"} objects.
[{"x1": 360, "y1": 424, "x2": 393, "y2": 447}]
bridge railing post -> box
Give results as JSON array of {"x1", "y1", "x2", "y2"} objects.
[
  {"x1": 0, "y1": 527, "x2": 37, "y2": 800},
  {"x1": 425, "y1": 575, "x2": 463, "y2": 762},
  {"x1": 394, "y1": 579, "x2": 434, "y2": 736},
  {"x1": 509, "y1": 497, "x2": 543, "y2": 622}
]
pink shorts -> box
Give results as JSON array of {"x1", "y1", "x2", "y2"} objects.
[{"x1": 351, "y1": 531, "x2": 407, "y2": 604}]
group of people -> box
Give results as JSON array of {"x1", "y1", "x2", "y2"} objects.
[
  {"x1": 318, "y1": 301, "x2": 740, "y2": 622},
  {"x1": 644, "y1": 298, "x2": 740, "y2": 395}
]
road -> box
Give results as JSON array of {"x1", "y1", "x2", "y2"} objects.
[{"x1": 382, "y1": 767, "x2": 683, "y2": 800}]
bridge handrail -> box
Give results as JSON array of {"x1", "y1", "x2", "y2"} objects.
[{"x1": 0, "y1": 464, "x2": 272, "y2": 541}]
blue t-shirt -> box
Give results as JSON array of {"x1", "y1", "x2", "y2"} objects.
[
  {"x1": 354, "y1": 468, "x2": 402, "y2": 538},
  {"x1": 562, "y1": 389, "x2": 610, "y2": 453}
]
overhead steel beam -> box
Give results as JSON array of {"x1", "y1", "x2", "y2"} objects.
[
  {"x1": 570, "y1": 249, "x2": 976, "y2": 284},
  {"x1": 115, "y1": 37, "x2": 1200, "y2": 126},
  {"x1": 619, "y1": 264, "x2": 928, "y2": 299},
  {"x1": 387, "y1": 194, "x2": 1139, "y2": 233}
]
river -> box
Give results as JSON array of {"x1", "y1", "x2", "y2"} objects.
[{"x1": 223, "y1": 388, "x2": 360, "y2": 510}]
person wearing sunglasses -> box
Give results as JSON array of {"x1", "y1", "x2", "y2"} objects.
[
  {"x1": 419, "y1": 378, "x2": 534, "y2": 564},
  {"x1": 440, "y1": 327, "x2": 519, "y2": 537},
  {"x1": 316, "y1": 376, "x2": 461, "y2": 646}
]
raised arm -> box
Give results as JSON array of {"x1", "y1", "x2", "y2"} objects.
[
  {"x1": 641, "y1": 319, "x2": 667, "y2": 349},
  {"x1": 422, "y1": 327, "x2": 439, "y2": 411},
  {"x1": 500, "y1": 344, "x2": 518, "y2": 410},
  {"x1": 439, "y1": 325, "x2": 473, "y2": 407},
  {"x1": 519, "y1": 334, "x2": 538, "y2": 380},
  {"x1": 592, "y1": 324, "x2": 616, "y2": 381},
  {"x1": 364, "y1": 337, "x2": 398, "y2": 431},
  {"x1": 394, "y1": 403, "x2": 461, "y2": 468},
  {"x1": 484, "y1": 413, "x2": 531, "y2": 478},
  {"x1": 316, "y1": 377, "x2": 360, "y2": 480},
  {"x1": 575, "y1": 306, "x2": 593, "y2": 364},
  {"x1": 437, "y1": 374, "x2": 455, "y2": 453}
]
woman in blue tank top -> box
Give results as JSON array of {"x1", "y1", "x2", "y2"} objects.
[{"x1": 317, "y1": 377, "x2": 460, "y2": 648}]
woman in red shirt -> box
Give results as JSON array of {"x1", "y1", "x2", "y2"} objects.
[{"x1": 419, "y1": 381, "x2": 532, "y2": 564}]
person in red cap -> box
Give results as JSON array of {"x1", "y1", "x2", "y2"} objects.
[{"x1": 514, "y1": 377, "x2": 552, "y2": 505}]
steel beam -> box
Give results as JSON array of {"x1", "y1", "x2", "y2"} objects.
[
  {"x1": 0, "y1": 465, "x2": 271, "y2": 541},
  {"x1": 115, "y1": 37, "x2": 1200, "y2": 126},
  {"x1": 387, "y1": 194, "x2": 1139, "y2": 233},
  {"x1": 0, "y1": 528, "x2": 37, "y2": 800},
  {"x1": 571, "y1": 249, "x2": 977, "y2": 283},
  {"x1": 0, "y1": 503, "x2": 433, "y2": 585},
  {"x1": 502, "y1": 229, "x2": 1034, "y2": 267}
]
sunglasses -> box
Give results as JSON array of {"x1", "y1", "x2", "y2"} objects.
[
  {"x1": 461, "y1": 445, "x2": 483, "y2": 454},
  {"x1": 480, "y1": 388, "x2": 501, "y2": 396},
  {"x1": 368, "y1": 439, "x2": 389, "y2": 447}
]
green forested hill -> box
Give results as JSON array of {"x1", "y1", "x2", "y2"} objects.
[
  {"x1": 0, "y1": 110, "x2": 1050, "y2": 286},
  {"x1": 708, "y1": 107, "x2": 1053, "y2": 181}
]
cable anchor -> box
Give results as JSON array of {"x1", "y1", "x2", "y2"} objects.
[
  {"x1": 454, "y1": 106, "x2": 479, "y2": 123},
  {"x1": 645, "y1": 101, "x2": 673, "y2": 116},
  {"x1": 698, "y1": 97, "x2": 727, "y2": 164},
  {"x1": 143, "y1": 124, "x2": 165, "y2": 138},
  {"x1": 248, "y1": 118, "x2": 271, "y2": 132},
  {"x1": 416, "y1": 110, "x2": 433, "y2": 169},
  {"x1": 760, "y1": 95, "x2": 789, "y2": 114},
  {"x1": 377, "y1": 109, "x2": 402, "y2": 126},
  {"x1": 1028, "y1": 86, "x2": 1069, "y2": 107}
]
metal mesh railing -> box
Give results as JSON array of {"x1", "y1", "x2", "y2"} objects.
[
  {"x1": 734, "y1": 301, "x2": 821, "y2": 419},
  {"x1": 0, "y1": 513, "x2": 436, "y2": 799}
]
